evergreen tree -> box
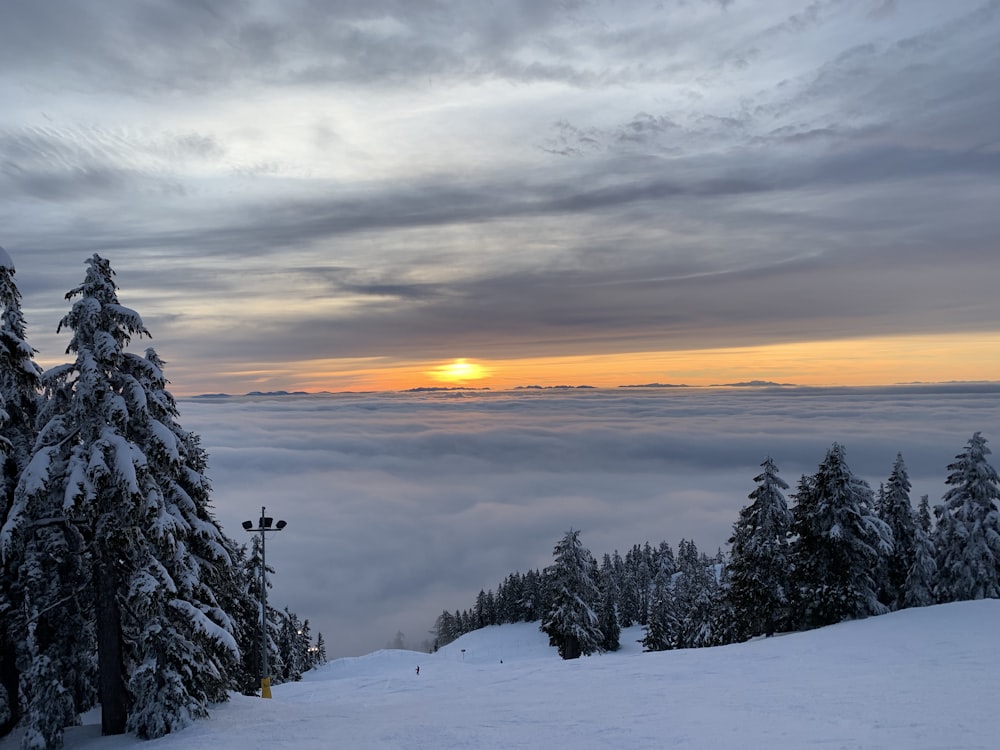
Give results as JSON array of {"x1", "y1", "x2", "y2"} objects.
[
  {"x1": 727, "y1": 457, "x2": 792, "y2": 640},
  {"x1": 620, "y1": 544, "x2": 652, "y2": 627},
  {"x1": 903, "y1": 524, "x2": 937, "y2": 608},
  {"x1": 709, "y1": 562, "x2": 737, "y2": 647},
  {"x1": 1, "y1": 255, "x2": 245, "y2": 742},
  {"x1": 239, "y1": 534, "x2": 283, "y2": 690},
  {"x1": 474, "y1": 590, "x2": 489, "y2": 629},
  {"x1": 790, "y1": 444, "x2": 893, "y2": 629},
  {"x1": 540, "y1": 529, "x2": 603, "y2": 659},
  {"x1": 880, "y1": 454, "x2": 917, "y2": 610},
  {"x1": 673, "y1": 539, "x2": 717, "y2": 648},
  {"x1": 313, "y1": 633, "x2": 328, "y2": 665},
  {"x1": 11, "y1": 517, "x2": 96, "y2": 750},
  {"x1": 933, "y1": 432, "x2": 1000, "y2": 602},
  {"x1": 121, "y1": 348, "x2": 243, "y2": 737},
  {"x1": 597, "y1": 560, "x2": 621, "y2": 652},
  {"x1": 227, "y1": 544, "x2": 264, "y2": 695},
  {"x1": 642, "y1": 545, "x2": 678, "y2": 651},
  {"x1": 520, "y1": 569, "x2": 546, "y2": 622},
  {"x1": 433, "y1": 610, "x2": 461, "y2": 648},
  {"x1": 1, "y1": 254, "x2": 149, "y2": 742},
  {"x1": 916, "y1": 494, "x2": 933, "y2": 534},
  {"x1": 641, "y1": 572, "x2": 676, "y2": 651},
  {"x1": 0, "y1": 248, "x2": 42, "y2": 737},
  {"x1": 276, "y1": 609, "x2": 312, "y2": 681}
]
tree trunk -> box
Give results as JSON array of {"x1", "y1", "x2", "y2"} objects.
[
  {"x1": 95, "y1": 559, "x2": 127, "y2": 735},
  {"x1": 0, "y1": 635, "x2": 19, "y2": 736}
]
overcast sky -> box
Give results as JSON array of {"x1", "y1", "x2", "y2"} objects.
[
  {"x1": 1, "y1": 0, "x2": 998, "y2": 394},
  {"x1": 183, "y1": 385, "x2": 1000, "y2": 658}
]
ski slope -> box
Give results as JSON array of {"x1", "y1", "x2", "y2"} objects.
[{"x1": 13, "y1": 600, "x2": 1000, "y2": 749}]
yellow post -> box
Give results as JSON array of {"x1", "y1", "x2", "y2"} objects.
[{"x1": 261, "y1": 676, "x2": 272, "y2": 699}]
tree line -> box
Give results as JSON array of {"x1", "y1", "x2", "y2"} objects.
[
  {"x1": 0, "y1": 252, "x2": 324, "y2": 749},
  {"x1": 433, "y1": 435, "x2": 999, "y2": 659}
]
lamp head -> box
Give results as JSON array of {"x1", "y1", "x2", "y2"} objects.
[
  {"x1": 242, "y1": 520, "x2": 253, "y2": 531},
  {"x1": 275, "y1": 520, "x2": 287, "y2": 530}
]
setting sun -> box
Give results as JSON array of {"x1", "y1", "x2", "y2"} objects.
[{"x1": 429, "y1": 358, "x2": 491, "y2": 384}]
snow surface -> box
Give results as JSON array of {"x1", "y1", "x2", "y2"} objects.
[{"x1": 7, "y1": 600, "x2": 999, "y2": 749}]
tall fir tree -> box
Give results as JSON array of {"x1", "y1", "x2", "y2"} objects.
[
  {"x1": 540, "y1": 529, "x2": 604, "y2": 659},
  {"x1": 879, "y1": 454, "x2": 918, "y2": 610},
  {"x1": 642, "y1": 544, "x2": 679, "y2": 651},
  {"x1": 0, "y1": 247, "x2": 43, "y2": 737},
  {"x1": 238, "y1": 534, "x2": 284, "y2": 691},
  {"x1": 709, "y1": 562, "x2": 737, "y2": 647},
  {"x1": 596, "y1": 559, "x2": 621, "y2": 652},
  {"x1": 118, "y1": 348, "x2": 243, "y2": 738},
  {"x1": 933, "y1": 432, "x2": 1000, "y2": 602},
  {"x1": 672, "y1": 539, "x2": 717, "y2": 649},
  {"x1": 903, "y1": 523, "x2": 937, "y2": 608},
  {"x1": 790, "y1": 444, "x2": 893, "y2": 629},
  {"x1": 727, "y1": 457, "x2": 792, "y2": 640},
  {"x1": 313, "y1": 633, "x2": 328, "y2": 665},
  {"x1": 1, "y1": 255, "x2": 245, "y2": 743},
  {"x1": 916, "y1": 494, "x2": 933, "y2": 534}
]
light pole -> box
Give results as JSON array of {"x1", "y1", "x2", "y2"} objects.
[{"x1": 242, "y1": 506, "x2": 287, "y2": 698}]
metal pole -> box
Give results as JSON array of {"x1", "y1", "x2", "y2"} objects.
[
  {"x1": 260, "y1": 505, "x2": 269, "y2": 695},
  {"x1": 243, "y1": 506, "x2": 284, "y2": 699}
]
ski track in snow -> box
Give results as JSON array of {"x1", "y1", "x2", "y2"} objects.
[{"x1": 6, "y1": 600, "x2": 998, "y2": 749}]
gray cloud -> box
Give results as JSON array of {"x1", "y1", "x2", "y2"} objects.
[{"x1": 0, "y1": 2, "x2": 996, "y2": 396}]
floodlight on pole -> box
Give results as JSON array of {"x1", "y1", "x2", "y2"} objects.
[{"x1": 243, "y1": 505, "x2": 286, "y2": 699}]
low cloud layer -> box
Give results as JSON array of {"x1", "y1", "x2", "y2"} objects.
[{"x1": 180, "y1": 385, "x2": 1000, "y2": 657}]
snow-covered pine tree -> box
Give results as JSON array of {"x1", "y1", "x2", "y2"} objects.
[
  {"x1": 118, "y1": 348, "x2": 243, "y2": 738},
  {"x1": 277, "y1": 608, "x2": 310, "y2": 681},
  {"x1": 672, "y1": 539, "x2": 717, "y2": 648},
  {"x1": 1, "y1": 255, "x2": 247, "y2": 742},
  {"x1": 227, "y1": 543, "x2": 265, "y2": 695},
  {"x1": 495, "y1": 575, "x2": 516, "y2": 624},
  {"x1": 916, "y1": 494, "x2": 933, "y2": 534},
  {"x1": 473, "y1": 590, "x2": 490, "y2": 629},
  {"x1": 0, "y1": 247, "x2": 39, "y2": 498},
  {"x1": 597, "y1": 558, "x2": 621, "y2": 652},
  {"x1": 727, "y1": 456, "x2": 792, "y2": 640},
  {"x1": 879, "y1": 454, "x2": 917, "y2": 610},
  {"x1": 903, "y1": 523, "x2": 937, "y2": 608},
  {"x1": 620, "y1": 544, "x2": 652, "y2": 627},
  {"x1": 521, "y1": 569, "x2": 546, "y2": 622},
  {"x1": 313, "y1": 633, "x2": 328, "y2": 666},
  {"x1": 933, "y1": 432, "x2": 1000, "y2": 602},
  {"x1": 239, "y1": 533, "x2": 285, "y2": 689},
  {"x1": 7, "y1": 513, "x2": 96, "y2": 750},
  {"x1": 540, "y1": 529, "x2": 604, "y2": 659},
  {"x1": 0, "y1": 255, "x2": 155, "y2": 743},
  {"x1": 709, "y1": 562, "x2": 737, "y2": 646},
  {"x1": 641, "y1": 546, "x2": 678, "y2": 651},
  {"x1": 0, "y1": 247, "x2": 43, "y2": 737},
  {"x1": 790, "y1": 443, "x2": 893, "y2": 629},
  {"x1": 433, "y1": 610, "x2": 461, "y2": 649}
]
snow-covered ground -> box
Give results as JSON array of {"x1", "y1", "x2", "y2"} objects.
[{"x1": 9, "y1": 600, "x2": 999, "y2": 749}]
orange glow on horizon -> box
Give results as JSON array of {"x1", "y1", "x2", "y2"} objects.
[{"x1": 169, "y1": 332, "x2": 1000, "y2": 396}]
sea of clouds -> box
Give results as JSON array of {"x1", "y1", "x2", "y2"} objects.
[{"x1": 179, "y1": 384, "x2": 1000, "y2": 658}]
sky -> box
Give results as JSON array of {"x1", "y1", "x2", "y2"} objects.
[
  {"x1": 1, "y1": 0, "x2": 999, "y2": 395},
  {"x1": 181, "y1": 385, "x2": 1000, "y2": 658},
  {"x1": 16, "y1": 601, "x2": 1000, "y2": 749}
]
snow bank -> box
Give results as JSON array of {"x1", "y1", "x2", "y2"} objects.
[{"x1": 15, "y1": 600, "x2": 1000, "y2": 750}]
